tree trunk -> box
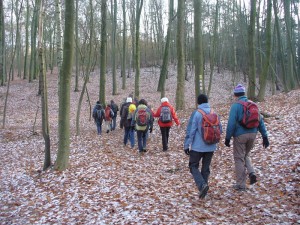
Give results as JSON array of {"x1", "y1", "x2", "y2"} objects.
[
  {"x1": 54, "y1": 0, "x2": 75, "y2": 171},
  {"x1": 175, "y1": 0, "x2": 185, "y2": 110},
  {"x1": 121, "y1": 0, "x2": 126, "y2": 90},
  {"x1": 0, "y1": 0, "x2": 4, "y2": 85},
  {"x1": 99, "y1": 0, "x2": 107, "y2": 105},
  {"x1": 74, "y1": 0, "x2": 79, "y2": 92},
  {"x1": 37, "y1": 0, "x2": 51, "y2": 170},
  {"x1": 111, "y1": 0, "x2": 117, "y2": 95},
  {"x1": 23, "y1": 0, "x2": 30, "y2": 80},
  {"x1": 157, "y1": 0, "x2": 174, "y2": 98},
  {"x1": 55, "y1": 0, "x2": 63, "y2": 95},
  {"x1": 247, "y1": 0, "x2": 256, "y2": 99},
  {"x1": 134, "y1": 0, "x2": 143, "y2": 99},
  {"x1": 257, "y1": 0, "x2": 272, "y2": 101}
]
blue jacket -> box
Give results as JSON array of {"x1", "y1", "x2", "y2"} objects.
[
  {"x1": 184, "y1": 103, "x2": 222, "y2": 152},
  {"x1": 225, "y1": 96, "x2": 268, "y2": 140}
]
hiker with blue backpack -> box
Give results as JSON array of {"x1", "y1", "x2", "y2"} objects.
[
  {"x1": 184, "y1": 94, "x2": 222, "y2": 199},
  {"x1": 131, "y1": 99, "x2": 153, "y2": 153},
  {"x1": 153, "y1": 97, "x2": 180, "y2": 152},
  {"x1": 92, "y1": 101, "x2": 105, "y2": 135},
  {"x1": 225, "y1": 84, "x2": 269, "y2": 191}
]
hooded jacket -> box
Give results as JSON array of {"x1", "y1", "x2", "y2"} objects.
[
  {"x1": 153, "y1": 101, "x2": 180, "y2": 127},
  {"x1": 225, "y1": 96, "x2": 268, "y2": 140},
  {"x1": 184, "y1": 103, "x2": 222, "y2": 152}
]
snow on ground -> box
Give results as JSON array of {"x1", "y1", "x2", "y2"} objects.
[{"x1": 0, "y1": 67, "x2": 299, "y2": 224}]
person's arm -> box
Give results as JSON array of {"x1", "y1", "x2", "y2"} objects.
[{"x1": 184, "y1": 110, "x2": 196, "y2": 149}]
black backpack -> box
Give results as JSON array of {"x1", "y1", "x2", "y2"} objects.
[{"x1": 160, "y1": 106, "x2": 172, "y2": 123}]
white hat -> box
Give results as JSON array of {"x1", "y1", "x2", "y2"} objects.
[
  {"x1": 126, "y1": 97, "x2": 132, "y2": 103},
  {"x1": 161, "y1": 97, "x2": 169, "y2": 103}
]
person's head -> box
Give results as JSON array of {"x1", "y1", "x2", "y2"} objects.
[
  {"x1": 96, "y1": 101, "x2": 100, "y2": 105},
  {"x1": 197, "y1": 94, "x2": 208, "y2": 105},
  {"x1": 126, "y1": 97, "x2": 132, "y2": 103},
  {"x1": 111, "y1": 100, "x2": 115, "y2": 104},
  {"x1": 138, "y1": 99, "x2": 147, "y2": 106},
  {"x1": 233, "y1": 84, "x2": 246, "y2": 97},
  {"x1": 161, "y1": 97, "x2": 169, "y2": 103}
]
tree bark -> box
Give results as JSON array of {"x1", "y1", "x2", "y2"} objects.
[{"x1": 55, "y1": 0, "x2": 75, "y2": 171}]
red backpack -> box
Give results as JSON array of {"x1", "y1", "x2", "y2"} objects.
[
  {"x1": 237, "y1": 100, "x2": 260, "y2": 129},
  {"x1": 198, "y1": 109, "x2": 221, "y2": 144},
  {"x1": 104, "y1": 106, "x2": 112, "y2": 121},
  {"x1": 136, "y1": 108, "x2": 150, "y2": 127}
]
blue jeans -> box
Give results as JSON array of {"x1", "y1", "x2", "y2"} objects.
[
  {"x1": 111, "y1": 116, "x2": 117, "y2": 130},
  {"x1": 137, "y1": 130, "x2": 147, "y2": 151},
  {"x1": 96, "y1": 122, "x2": 102, "y2": 135},
  {"x1": 189, "y1": 151, "x2": 214, "y2": 191},
  {"x1": 124, "y1": 127, "x2": 135, "y2": 148}
]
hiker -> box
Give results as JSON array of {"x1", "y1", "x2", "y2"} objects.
[
  {"x1": 110, "y1": 100, "x2": 119, "y2": 131},
  {"x1": 92, "y1": 101, "x2": 104, "y2": 135},
  {"x1": 184, "y1": 94, "x2": 222, "y2": 199},
  {"x1": 153, "y1": 97, "x2": 180, "y2": 151},
  {"x1": 132, "y1": 99, "x2": 153, "y2": 153},
  {"x1": 225, "y1": 84, "x2": 269, "y2": 191},
  {"x1": 104, "y1": 104, "x2": 114, "y2": 133},
  {"x1": 120, "y1": 97, "x2": 136, "y2": 148}
]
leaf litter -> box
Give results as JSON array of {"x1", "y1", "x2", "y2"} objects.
[{"x1": 0, "y1": 67, "x2": 299, "y2": 224}]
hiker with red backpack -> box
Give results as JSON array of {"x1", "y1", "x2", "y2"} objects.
[
  {"x1": 184, "y1": 94, "x2": 222, "y2": 199},
  {"x1": 153, "y1": 97, "x2": 180, "y2": 152},
  {"x1": 225, "y1": 84, "x2": 269, "y2": 191},
  {"x1": 131, "y1": 99, "x2": 153, "y2": 153},
  {"x1": 104, "y1": 104, "x2": 114, "y2": 133}
]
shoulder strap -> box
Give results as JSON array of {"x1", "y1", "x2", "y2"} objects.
[{"x1": 197, "y1": 109, "x2": 213, "y2": 115}]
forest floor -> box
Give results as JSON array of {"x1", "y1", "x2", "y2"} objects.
[{"x1": 0, "y1": 66, "x2": 299, "y2": 224}]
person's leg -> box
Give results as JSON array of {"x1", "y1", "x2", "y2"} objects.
[
  {"x1": 160, "y1": 127, "x2": 168, "y2": 151},
  {"x1": 165, "y1": 127, "x2": 171, "y2": 148},
  {"x1": 189, "y1": 151, "x2": 208, "y2": 198},
  {"x1": 142, "y1": 130, "x2": 147, "y2": 150},
  {"x1": 233, "y1": 134, "x2": 248, "y2": 189},
  {"x1": 136, "y1": 131, "x2": 143, "y2": 152},
  {"x1": 245, "y1": 133, "x2": 257, "y2": 184},
  {"x1": 123, "y1": 127, "x2": 130, "y2": 146},
  {"x1": 129, "y1": 128, "x2": 135, "y2": 148},
  {"x1": 200, "y1": 152, "x2": 214, "y2": 184}
]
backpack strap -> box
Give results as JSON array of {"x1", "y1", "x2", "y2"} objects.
[{"x1": 197, "y1": 109, "x2": 213, "y2": 115}]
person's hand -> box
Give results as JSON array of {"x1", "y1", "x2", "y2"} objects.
[
  {"x1": 184, "y1": 148, "x2": 190, "y2": 155},
  {"x1": 149, "y1": 127, "x2": 153, "y2": 133},
  {"x1": 225, "y1": 139, "x2": 230, "y2": 147},
  {"x1": 263, "y1": 137, "x2": 269, "y2": 148}
]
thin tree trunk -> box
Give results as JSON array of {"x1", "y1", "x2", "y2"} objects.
[
  {"x1": 175, "y1": 0, "x2": 185, "y2": 110},
  {"x1": 0, "y1": 0, "x2": 4, "y2": 85},
  {"x1": 99, "y1": 0, "x2": 107, "y2": 105},
  {"x1": 121, "y1": 0, "x2": 126, "y2": 90},
  {"x1": 247, "y1": 0, "x2": 256, "y2": 99},
  {"x1": 37, "y1": 0, "x2": 51, "y2": 170},
  {"x1": 23, "y1": 0, "x2": 30, "y2": 80},
  {"x1": 134, "y1": 0, "x2": 143, "y2": 99},
  {"x1": 257, "y1": 0, "x2": 272, "y2": 101},
  {"x1": 74, "y1": 0, "x2": 79, "y2": 92},
  {"x1": 111, "y1": 0, "x2": 117, "y2": 95},
  {"x1": 157, "y1": 0, "x2": 174, "y2": 97},
  {"x1": 54, "y1": 0, "x2": 75, "y2": 171}
]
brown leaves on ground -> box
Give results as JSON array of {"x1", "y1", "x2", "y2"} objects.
[{"x1": 0, "y1": 67, "x2": 299, "y2": 224}]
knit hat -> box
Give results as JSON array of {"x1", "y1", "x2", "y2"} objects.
[
  {"x1": 234, "y1": 84, "x2": 246, "y2": 96},
  {"x1": 161, "y1": 97, "x2": 169, "y2": 103},
  {"x1": 126, "y1": 97, "x2": 132, "y2": 103},
  {"x1": 197, "y1": 94, "x2": 208, "y2": 105}
]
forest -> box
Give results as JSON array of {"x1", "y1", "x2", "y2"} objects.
[{"x1": 0, "y1": 0, "x2": 299, "y2": 224}]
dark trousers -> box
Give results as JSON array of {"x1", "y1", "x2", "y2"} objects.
[
  {"x1": 137, "y1": 130, "x2": 147, "y2": 152},
  {"x1": 189, "y1": 151, "x2": 214, "y2": 191},
  {"x1": 111, "y1": 116, "x2": 117, "y2": 130},
  {"x1": 160, "y1": 126, "x2": 170, "y2": 151}
]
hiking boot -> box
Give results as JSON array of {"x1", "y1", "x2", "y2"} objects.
[
  {"x1": 199, "y1": 184, "x2": 209, "y2": 199},
  {"x1": 142, "y1": 149, "x2": 147, "y2": 152},
  {"x1": 106, "y1": 130, "x2": 109, "y2": 133},
  {"x1": 233, "y1": 184, "x2": 247, "y2": 191},
  {"x1": 249, "y1": 173, "x2": 257, "y2": 185}
]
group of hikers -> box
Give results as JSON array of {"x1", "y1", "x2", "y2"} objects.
[{"x1": 92, "y1": 84, "x2": 270, "y2": 199}]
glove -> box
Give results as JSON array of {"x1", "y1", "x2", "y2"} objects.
[
  {"x1": 149, "y1": 127, "x2": 153, "y2": 133},
  {"x1": 263, "y1": 137, "x2": 269, "y2": 148},
  {"x1": 184, "y1": 148, "x2": 190, "y2": 156},
  {"x1": 225, "y1": 139, "x2": 230, "y2": 147}
]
